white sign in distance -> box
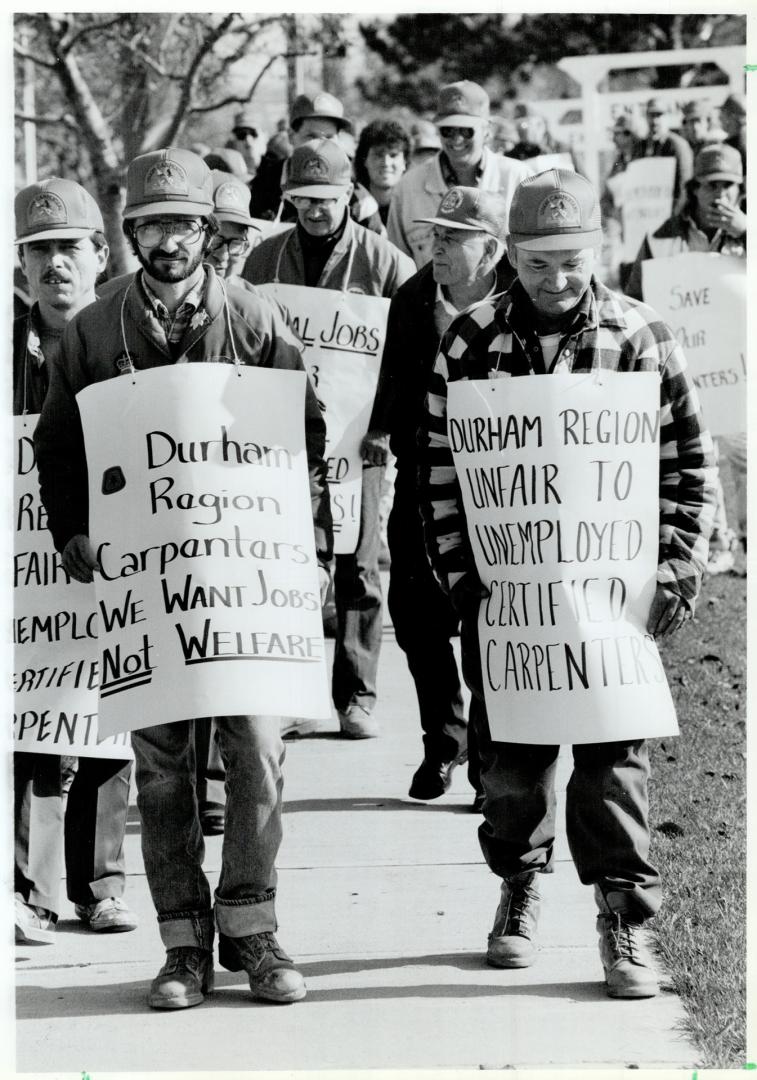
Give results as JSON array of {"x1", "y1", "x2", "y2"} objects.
[
  {"x1": 641, "y1": 251, "x2": 745, "y2": 438},
  {"x1": 606, "y1": 157, "x2": 676, "y2": 262},
  {"x1": 257, "y1": 282, "x2": 389, "y2": 554},
  {"x1": 77, "y1": 365, "x2": 331, "y2": 738},
  {"x1": 448, "y1": 372, "x2": 678, "y2": 745}
]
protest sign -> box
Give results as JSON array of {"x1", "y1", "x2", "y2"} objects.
[
  {"x1": 448, "y1": 372, "x2": 678, "y2": 744},
  {"x1": 13, "y1": 416, "x2": 132, "y2": 758},
  {"x1": 641, "y1": 252, "x2": 746, "y2": 437},
  {"x1": 77, "y1": 365, "x2": 331, "y2": 738},
  {"x1": 606, "y1": 157, "x2": 676, "y2": 261},
  {"x1": 257, "y1": 282, "x2": 389, "y2": 553}
]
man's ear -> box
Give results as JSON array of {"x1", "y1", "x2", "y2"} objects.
[
  {"x1": 506, "y1": 237, "x2": 519, "y2": 270},
  {"x1": 18, "y1": 247, "x2": 27, "y2": 274}
]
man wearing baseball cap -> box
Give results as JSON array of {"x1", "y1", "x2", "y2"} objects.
[
  {"x1": 387, "y1": 80, "x2": 530, "y2": 268},
  {"x1": 13, "y1": 178, "x2": 138, "y2": 945},
  {"x1": 632, "y1": 97, "x2": 693, "y2": 209},
  {"x1": 205, "y1": 170, "x2": 262, "y2": 285},
  {"x1": 365, "y1": 187, "x2": 514, "y2": 807},
  {"x1": 35, "y1": 148, "x2": 333, "y2": 1009},
  {"x1": 245, "y1": 139, "x2": 414, "y2": 740},
  {"x1": 626, "y1": 141, "x2": 746, "y2": 575},
  {"x1": 418, "y1": 169, "x2": 716, "y2": 998},
  {"x1": 226, "y1": 107, "x2": 265, "y2": 177},
  {"x1": 679, "y1": 100, "x2": 719, "y2": 157}
]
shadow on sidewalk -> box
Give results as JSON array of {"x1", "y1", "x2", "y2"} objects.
[{"x1": 282, "y1": 797, "x2": 477, "y2": 814}]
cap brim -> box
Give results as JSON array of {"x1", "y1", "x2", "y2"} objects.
[
  {"x1": 292, "y1": 115, "x2": 352, "y2": 134},
  {"x1": 285, "y1": 184, "x2": 349, "y2": 199},
  {"x1": 414, "y1": 215, "x2": 486, "y2": 231},
  {"x1": 123, "y1": 200, "x2": 213, "y2": 220},
  {"x1": 435, "y1": 114, "x2": 487, "y2": 127},
  {"x1": 511, "y1": 229, "x2": 603, "y2": 251},
  {"x1": 696, "y1": 171, "x2": 742, "y2": 183},
  {"x1": 15, "y1": 225, "x2": 96, "y2": 245},
  {"x1": 215, "y1": 209, "x2": 257, "y2": 227}
]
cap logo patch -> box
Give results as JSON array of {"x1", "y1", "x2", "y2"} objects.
[
  {"x1": 537, "y1": 192, "x2": 580, "y2": 229},
  {"x1": 28, "y1": 192, "x2": 66, "y2": 227},
  {"x1": 440, "y1": 189, "x2": 464, "y2": 213},
  {"x1": 144, "y1": 161, "x2": 189, "y2": 197},
  {"x1": 301, "y1": 155, "x2": 328, "y2": 180},
  {"x1": 447, "y1": 92, "x2": 465, "y2": 111},
  {"x1": 216, "y1": 182, "x2": 242, "y2": 207}
]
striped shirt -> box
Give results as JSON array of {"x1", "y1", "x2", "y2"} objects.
[{"x1": 417, "y1": 276, "x2": 717, "y2": 609}]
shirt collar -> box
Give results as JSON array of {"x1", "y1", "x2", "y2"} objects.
[
  {"x1": 141, "y1": 269, "x2": 207, "y2": 318},
  {"x1": 438, "y1": 149, "x2": 486, "y2": 187}
]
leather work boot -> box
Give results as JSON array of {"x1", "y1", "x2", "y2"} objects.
[
  {"x1": 595, "y1": 886, "x2": 659, "y2": 998},
  {"x1": 148, "y1": 946, "x2": 214, "y2": 1009},
  {"x1": 218, "y1": 931, "x2": 306, "y2": 1003},
  {"x1": 486, "y1": 872, "x2": 540, "y2": 968},
  {"x1": 408, "y1": 757, "x2": 457, "y2": 800}
]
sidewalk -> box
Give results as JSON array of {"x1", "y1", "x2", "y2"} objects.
[{"x1": 14, "y1": 611, "x2": 698, "y2": 1073}]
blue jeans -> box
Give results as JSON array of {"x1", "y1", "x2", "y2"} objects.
[
  {"x1": 131, "y1": 714, "x2": 284, "y2": 950},
  {"x1": 332, "y1": 463, "x2": 384, "y2": 713},
  {"x1": 460, "y1": 615, "x2": 660, "y2": 921}
]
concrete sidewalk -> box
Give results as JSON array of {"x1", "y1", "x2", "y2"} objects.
[{"x1": 14, "y1": 617, "x2": 698, "y2": 1073}]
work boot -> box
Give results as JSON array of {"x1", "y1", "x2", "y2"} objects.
[
  {"x1": 595, "y1": 886, "x2": 659, "y2": 999},
  {"x1": 408, "y1": 757, "x2": 457, "y2": 800},
  {"x1": 486, "y1": 872, "x2": 540, "y2": 968},
  {"x1": 218, "y1": 931, "x2": 306, "y2": 1003},
  {"x1": 148, "y1": 946, "x2": 214, "y2": 1009}
]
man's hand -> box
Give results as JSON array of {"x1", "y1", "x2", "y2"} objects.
[
  {"x1": 703, "y1": 199, "x2": 747, "y2": 239},
  {"x1": 646, "y1": 584, "x2": 691, "y2": 638},
  {"x1": 62, "y1": 534, "x2": 99, "y2": 584},
  {"x1": 449, "y1": 572, "x2": 488, "y2": 619},
  {"x1": 318, "y1": 564, "x2": 331, "y2": 607},
  {"x1": 361, "y1": 429, "x2": 390, "y2": 467}
]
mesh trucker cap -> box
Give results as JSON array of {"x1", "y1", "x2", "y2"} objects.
[
  {"x1": 290, "y1": 92, "x2": 352, "y2": 133},
  {"x1": 434, "y1": 81, "x2": 490, "y2": 126},
  {"x1": 415, "y1": 186, "x2": 509, "y2": 240},
  {"x1": 210, "y1": 171, "x2": 256, "y2": 227},
  {"x1": 284, "y1": 139, "x2": 353, "y2": 199},
  {"x1": 123, "y1": 148, "x2": 214, "y2": 219},
  {"x1": 693, "y1": 142, "x2": 743, "y2": 183},
  {"x1": 509, "y1": 169, "x2": 603, "y2": 251},
  {"x1": 15, "y1": 178, "x2": 104, "y2": 245}
]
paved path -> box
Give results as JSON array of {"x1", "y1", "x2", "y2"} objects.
[{"x1": 14, "y1": 609, "x2": 698, "y2": 1073}]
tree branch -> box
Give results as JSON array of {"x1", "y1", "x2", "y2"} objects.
[
  {"x1": 15, "y1": 111, "x2": 76, "y2": 128},
  {"x1": 13, "y1": 45, "x2": 57, "y2": 70},
  {"x1": 188, "y1": 53, "x2": 283, "y2": 114},
  {"x1": 59, "y1": 15, "x2": 131, "y2": 54}
]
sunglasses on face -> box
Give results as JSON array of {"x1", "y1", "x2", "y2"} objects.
[
  {"x1": 288, "y1": 195, "x2": 340, "y2": 209},
  {"x1": 439, "y1": 126, "x2": 476, "y2": 141}
]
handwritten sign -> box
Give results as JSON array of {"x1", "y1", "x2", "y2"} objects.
[
  {"x1": 257, "y1": 283, "x2": 389, "y2": 554},
  {"x1": 77, "y1": 366, "x2": 331, "y2": 738},
  {"x1": 641, "y1": 252, "x2": 745, "y2": 437},
  {"x1": 13, "y1": 416, "x2": 132, "y2": 758},
  {"x1": 606, "y1": 157, "x2": 676, "y2": 262},
  {"x1": 448, "y1": 372, "x2": 678, "y2": 744}
]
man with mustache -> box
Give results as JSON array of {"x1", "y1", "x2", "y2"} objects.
[
  {"x1": 13, "y1": 178, "x2": 137, "y2": 945},
  {"x1": 34, "y1": 148, "x2": 333, "y2": 1010}
]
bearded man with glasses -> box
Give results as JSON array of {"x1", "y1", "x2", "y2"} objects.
[{"x1": 387, "y1": 81, "x2": 531, "y2": 268}]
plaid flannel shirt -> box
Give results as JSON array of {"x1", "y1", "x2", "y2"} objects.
[{"x1": 417, "y1": 276, "x2": 717, "y2": 609}]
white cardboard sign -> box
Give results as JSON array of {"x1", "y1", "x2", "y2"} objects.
[
  {"x1": 641, "y1": 252, "x2": 746, "y2": 437},
  {"x1": 448, "y1": 372, "x2": 678, "y2": 745},
  {"x1": 13, "y1": 416, "x2": 132, "y2": 758},
  {"x1": 257, "y1": 283, "x2": 389, "y2": 554},
  {"x1": 77, "y1": 365, "x2": 331, "y2": 738},
  {"x1": 606, "y1": 157, "x2": 676, "y2": 261}
]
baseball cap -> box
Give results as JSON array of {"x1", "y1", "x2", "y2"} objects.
[
  {"x1": 435, "y1": 81, "x2": 490, "y2": 126},
  {"x1": 612, "y1": 114, "x2": 636, "y2": 134},
  {"x1": 284, "y1": 139, "x2": 352, "y2": 199},
  {"x1": 720, "y1": 92, "x2": 746, "y2": 118},
  {"x1": 210, "y1": 171, "x2": 256, "y2": 226},
  {"x1": 693, "y1": 143, "x2": 743, "y2": 183},
  {"x1": 508, "y1": 169, "x2": 602, "y2": 251},
  {"x1": 645, "y1": 97, "x2": 666, "y2": 116},
  {"x1": 204, "y1": 147, "x2": 252, "y2": 182},
  {"x1": 415, "y1": 186, "x2": 509, "y2": 241},
  {"x1": 290, "y1": 92, "x2": 352, "y2": 133},
  {"x1": 123, "y1": 148, "x2": 214, "y2": 219},
  {"x1": 15, "y1": 178, "x2": 104, "y2": 245},
  {"x1": 681, "y1": 100, "x2": 711, "y2": 121}
]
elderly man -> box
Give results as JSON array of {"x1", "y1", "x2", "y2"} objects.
[
  {"x1": 35, "y1": 148, "x2": 333, "y2": 1009},
  {"x1": 244, "y1": 138, "x2": 414, "y2": 740},
  {"x1": 13, "y1": 178, "x2": 137, "y2": 945},
  {"x1": 387, "y1": 81, "x2": 530, "y2": 267},
  {"x1": 364, "y1": 187, "x2": 514, "y2": 806},
  {"x1": 632, "y1": 97, "x2": 694, "y2": 210},
  {"x1": 418, "y1": 169, "x2": 716, "y2": 998}
]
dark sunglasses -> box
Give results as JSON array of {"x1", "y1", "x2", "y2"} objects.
[{"x1": 439, "y1": 126, "x2": 475, "y2": 141}]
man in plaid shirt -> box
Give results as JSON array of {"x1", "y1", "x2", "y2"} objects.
[{"x1": 418, "y1": 169, "x2": 717, "y2": 999}]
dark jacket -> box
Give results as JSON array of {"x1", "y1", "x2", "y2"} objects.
[
  {"x1": 369, "y1": 256, "x2": 516, "y2": 472},
  {"x1": 34, "y1": 266, "x2": 332, "y2": 563},
  {"x1": 13, "y1": 306, "x2": 50, "y2": 416}
]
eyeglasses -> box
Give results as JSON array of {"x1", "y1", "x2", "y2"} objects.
[
  {"x1": 134, "y1": 220, "x2": 205, "y2": 246},
  {"x1": 438, "y1": 126, "x2": 475, "y2": 141},
  {"x1": 208, "y1": 234, "x2": 250, "y2": 256},
  {"x1": 288, "y1": 195, "x2": 340, "y2": 209},
  {"x1": 233, "y1": 128, "x2": 258, "y2": 140}
]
